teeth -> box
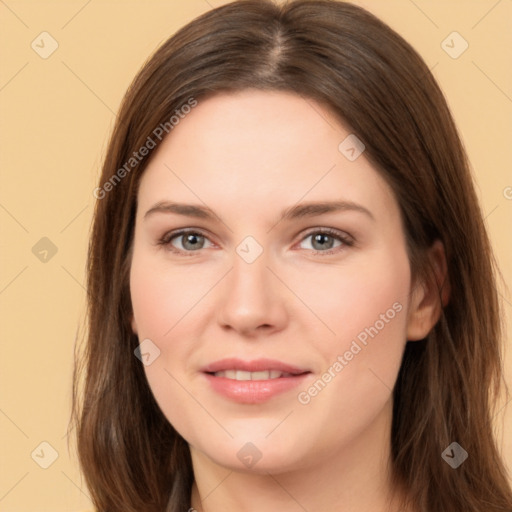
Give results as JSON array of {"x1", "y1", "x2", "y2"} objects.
[
  {"x1": 212, "y1": 370, "x2": 293, "y2": 380},
  {"x1": 252, "y1": 371, "x2": 271, "y2": 380}
]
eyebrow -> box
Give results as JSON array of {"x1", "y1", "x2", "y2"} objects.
[{"x1": 144, "y1": 200, "x2": 375, "y2": 224}]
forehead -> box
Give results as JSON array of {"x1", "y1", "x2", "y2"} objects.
[{"x1": 136, "y1": 90, "x2": 398, "y2": 224}]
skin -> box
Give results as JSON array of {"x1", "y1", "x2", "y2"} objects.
[{"x1": 130, "y1": 90, "x2": 448, "y2": 512}]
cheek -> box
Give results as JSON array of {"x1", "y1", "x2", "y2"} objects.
[
  {"x1": 130, "y1": 250, "x2": 210, "y2": 339},
  {"x1": 130, "y1": 254, "x2": 206, "y2": 437},
  {"x1": 130, "y1": 274, "x2": 168, "y2": 337},
  {"x1": 292, "y1": 247, "x2": 411, "y2": 350},
  {"x1": 295, "y1": 246, "x2": 410, "y2": 387},
  {"x1": 287, "y1": 252, "x2": 410, "y2": 458}
]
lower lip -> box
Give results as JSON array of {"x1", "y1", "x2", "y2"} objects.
[{"x1": 203, "y1": 373, "x2": 310, "y2": 404}]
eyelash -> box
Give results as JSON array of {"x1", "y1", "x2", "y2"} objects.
[{"x1": 157, "y1": 227, "x2": 354, "y2": 257}]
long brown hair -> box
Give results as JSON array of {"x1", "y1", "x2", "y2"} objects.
[{"x1": 70, "y1": 1, "x2": 512, "y2": 510}]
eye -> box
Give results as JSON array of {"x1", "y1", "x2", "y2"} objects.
[
  {"x1": 157, "y1": 227, "x2": 354, "y2": 256},
  {"x1": 297, "y1": 228, "x2": 353, "y2": 255},
  {"x1": 158, "y1": 229, "x2": 214, "y2": 255}
]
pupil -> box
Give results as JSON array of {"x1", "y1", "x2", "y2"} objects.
[
  {"x1": 185, "y1": 234, "x2": 202, "y2": 249},
  {"x1": 314, "y1": 234, "x2": 333, "y2": 250}
]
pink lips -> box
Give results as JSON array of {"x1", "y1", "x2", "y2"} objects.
[
  {"x1": 201, "y1": 357, "x2": 308, "y2": 375},
  {"x1": 201, "y1": 358, "x2": 311, "y2": 404}
]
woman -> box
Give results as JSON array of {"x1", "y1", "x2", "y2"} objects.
[{"x1": 71, "y1": 1, "x2": 512, "y2": 511}]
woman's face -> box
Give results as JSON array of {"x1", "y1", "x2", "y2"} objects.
[{"x1": 130, "y1": 90, "x2": 422, "y2": 473}]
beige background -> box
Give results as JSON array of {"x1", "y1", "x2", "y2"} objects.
[{"x1": 0, "y1": 0, "x2": 511, "y2": 510}]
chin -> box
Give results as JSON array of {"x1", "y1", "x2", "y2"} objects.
[{"x1": 189, "y1": 429, "x2": 315, "y2": 475}]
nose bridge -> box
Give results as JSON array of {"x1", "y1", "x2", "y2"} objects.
[
  {"x1": 229, "y1": 241, "x2": 273, "y2": 310},
  {"x1": 216, "y1": 237, "x2": 287, "y2": 334}
]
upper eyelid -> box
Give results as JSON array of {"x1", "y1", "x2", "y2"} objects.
[{"x1": 161, "y1": 227, "x2": 214, "y2": 244}]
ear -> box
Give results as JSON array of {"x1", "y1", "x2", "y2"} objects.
[{"x1": 406, "y1": 239, "x2": 450, "y2": 341}]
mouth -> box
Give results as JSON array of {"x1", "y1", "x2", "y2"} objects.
[
  {"x1": 201, "y1": 358, "x2": 311, "y2": 404},
  {"x1": 208, "y1": 369, "x2": 303, "y2": 380}
]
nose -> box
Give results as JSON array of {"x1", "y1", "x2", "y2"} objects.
[{"x1": 216, "y1": 248, "x2": 288, "y2": 338}]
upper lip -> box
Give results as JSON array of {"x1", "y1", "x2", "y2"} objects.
[{"x1": 201, "y1": 358, "x2": 310, "y2": 375}]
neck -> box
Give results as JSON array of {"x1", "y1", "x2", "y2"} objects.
[{"x1": 189, "y1": 398, "x2": 412, "y2": 512}]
